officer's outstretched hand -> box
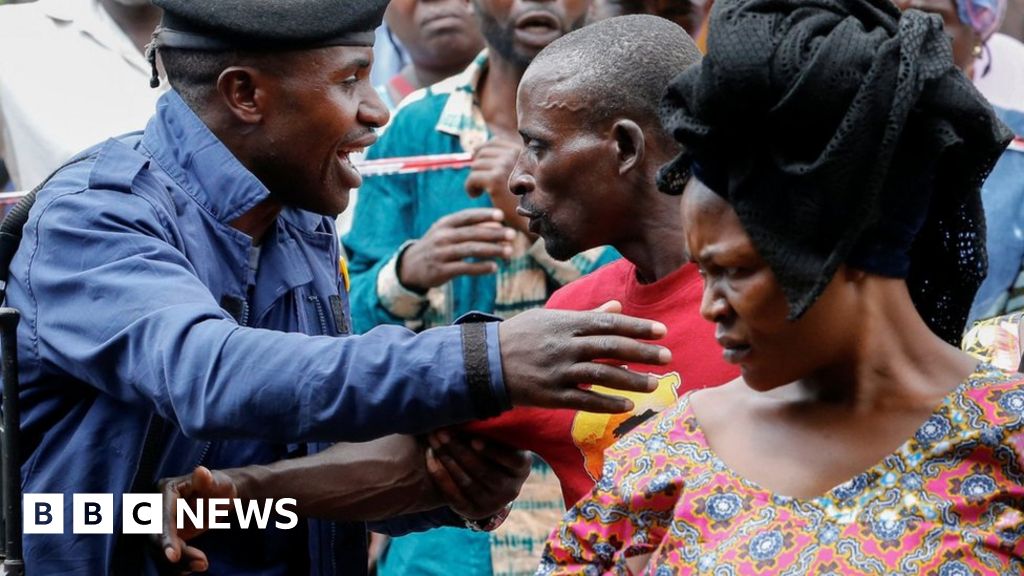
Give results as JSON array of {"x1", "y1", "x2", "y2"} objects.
[
  {"x1": 156, "y1": 466, "x2": 237, "y2": 574},
  {"x1": 499, "y1": 301, "x2": 670, "y2": 413}
]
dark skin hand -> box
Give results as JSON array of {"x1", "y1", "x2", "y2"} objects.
[
  {"x1": 156, "y1": 434, "x2": 530, "y2": 574},
  {"x1": 398, "y1": 208, "x2": 515, "y2": 292},
  {"x1": 500, "y1": 300, "x2": 672, "y2": 413},
  {"x1": 425, "y1": 430, "x2": 531, "y2": 517}
]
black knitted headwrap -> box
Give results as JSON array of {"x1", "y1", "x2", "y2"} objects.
[{"x1": 657, "y1": 0, "x2": 1012, "y2": 345}]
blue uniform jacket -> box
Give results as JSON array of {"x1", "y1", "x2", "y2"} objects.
[{"x1": 7, "y1": 90, "x2": 509, "y2": 575}]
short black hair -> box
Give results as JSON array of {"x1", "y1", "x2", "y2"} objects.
[
  {"x1": 160, "y1": 48, "x2": 236, "y2": 108},
  {"x1": 526, "y1": 15, "x2": 701, "y2": 134},
  {"x1": 160, "y1": 48, "x2": 290, "y2": 110}
]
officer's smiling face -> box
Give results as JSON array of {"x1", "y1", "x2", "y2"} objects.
[{"x1": 260, "y1": 46, "x2": 390, "y2": 216}]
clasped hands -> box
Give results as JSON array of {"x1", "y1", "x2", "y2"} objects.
[{"x1": 155, "y1": 431, "x2": 530, "y2": 574}]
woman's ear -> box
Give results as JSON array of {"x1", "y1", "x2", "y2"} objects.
[{"x1": 612, "y1": 119, "x2": 646, "y2": 176}]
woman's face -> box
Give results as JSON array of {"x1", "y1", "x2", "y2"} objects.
[
  {"x1": 680, "y1": 178, "x2": 859, "y2": 391},
  {"x1": 895, "y1": 0, "x2": 982, "y2": 73}
]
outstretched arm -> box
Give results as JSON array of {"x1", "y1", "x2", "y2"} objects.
[{"x1": 158, "y1": 433, "x2": 531, "y2": 573}]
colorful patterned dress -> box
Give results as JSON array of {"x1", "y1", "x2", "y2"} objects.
[{"x1": 539, "y1": 364, "x2": 1024, "y2": 575}]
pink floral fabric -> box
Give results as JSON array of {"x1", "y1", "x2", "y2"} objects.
[{"x1": 540, "y1": 364, "x2": 1024, "y2": 575}]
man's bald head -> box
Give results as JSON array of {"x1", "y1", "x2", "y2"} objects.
[
  {"x1": 523, "y1": 14, "x2": 701, "y2": 133},
  {"x1": 510, "y1": 15, "x2": 705, "y2": 263}
]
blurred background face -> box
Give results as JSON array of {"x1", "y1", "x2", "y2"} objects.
[
  {"x1": 384, "y1": 0, "x2": 485, "y2": 70},
  {"x1": 680, "y1": 179, "x2": 857, "y2": 391},
  {"x1": 894, "y1": 0, "x2": 982, "y2": 72},
  {"x1": 587, "y1": 0, "x2": 705, "y2": 35},
  {"x1": 471, "y1": 0, "x2": 591, "y2": 69}
]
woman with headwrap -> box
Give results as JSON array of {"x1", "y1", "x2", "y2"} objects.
[{"x1": 537, "y1": 0, "x2": 1018, "y2": 574}]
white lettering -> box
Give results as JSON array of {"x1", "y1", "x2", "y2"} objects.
[
  {"x1": 177, "y1": 498, "x2": 203, "y2": 531},
  {"x1": 233, "y1": 499, "x2": 274, "y2": 529},
  {"x1": 207, "y1": 498, "x2": 231, "y2": 529},
  {"x1": 274, "y1": 498, "x2": 298, "y2": 530}
]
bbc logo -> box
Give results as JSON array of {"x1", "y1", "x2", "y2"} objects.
[
  {"x1": 23, "y1": 494, "x2": 163, "y2": 535},
  {"x1": 24, "y1": 493, "x2": 298, "y2": 534}
]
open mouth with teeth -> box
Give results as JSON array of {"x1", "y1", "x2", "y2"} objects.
[
  {"x1": 336, "y1": 146, "x2": 367, "y2": 187},
  {"x1": 338, "y1": 147, "x2": 365, "y2": 166}
]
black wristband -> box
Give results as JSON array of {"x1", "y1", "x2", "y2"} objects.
[{"x1": 461, "y1": 322, "x2": 501, "y2": 418}]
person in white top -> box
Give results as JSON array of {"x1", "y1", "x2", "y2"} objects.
[{"x1": 0, "y1": 0, "x2": 162, "y2": 190}]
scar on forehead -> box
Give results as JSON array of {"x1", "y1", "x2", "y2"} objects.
[
  {"x1": 531, "y1": 79, "x2": 589, "y2": 113},
  {"x1": 526, "y1": 64, "x2": 589, "y2": 113},
  {"x1": 536, "y1": 93, "x2": 588, "y2": 113}
]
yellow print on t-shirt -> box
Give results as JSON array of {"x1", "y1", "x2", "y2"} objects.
[{"x1": 570, "y1": 372, "x2": 681, "y2": 481}]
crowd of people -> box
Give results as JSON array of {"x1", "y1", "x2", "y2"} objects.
[{"x1": 0, "y1": 0, "x2": 1023, "y2": 574}]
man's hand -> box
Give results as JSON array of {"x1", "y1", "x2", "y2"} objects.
[
  {"x1": 398, "y1": 208, "x2": 515, "y2": 292},
  {"x1": 464, "y1": 138, "x2": 531, "y2": 235},
  {"x1": 425, "y1": 430, "x2": 531, "y2": 521},
  {"x1": 156, "y1": 466, "x2": 238, "y2": 574},
  {"x1": 499, "y1": 301, "x2": 671, "y2": 414}
]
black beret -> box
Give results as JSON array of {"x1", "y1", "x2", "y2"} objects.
[{"x1": 150, "y1": 0, "x2": 388, "y2": 50}]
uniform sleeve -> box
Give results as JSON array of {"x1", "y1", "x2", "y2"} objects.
[
  {"x1": 537, "y1": 436, "x2": 677, "y2": 575},
  {"x1": 343, "y1": 111, "x2": 428, "y2": 333},
  {"x1": 12, "y1": 186, "x2": 508, "y2": 442}
]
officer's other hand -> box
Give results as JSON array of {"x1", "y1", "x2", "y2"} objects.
[
  {"x1": 154, "y1": 466, "x2": 238, "y2": 574},
  {"x1": 499, "y1": 301, "x2": 671, "y2": 413},
  {"x1": 425, "y1": 430, "x2": 531, "y2": 521},
  {"x1": 398, "y1": 207, "x2": 515, "y2": 292}
]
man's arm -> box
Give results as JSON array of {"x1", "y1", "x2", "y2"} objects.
[
  {"x1": 158, "y1": 433, "x2": 531, "y2": 572},
  {"x1": 15, "y1": 170, "x2": 670, "y2": 440}
]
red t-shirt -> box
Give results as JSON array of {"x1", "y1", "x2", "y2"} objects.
[{"x1": 463, "y1": 259, "x2": 739, "y2": 506}]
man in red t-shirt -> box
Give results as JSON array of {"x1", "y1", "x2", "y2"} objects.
[{"x1": 461, "y1": 15, "x2": 738, "y2": 507}]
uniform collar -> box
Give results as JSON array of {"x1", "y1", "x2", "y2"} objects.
[{"x1": 143, "y1": 90, "x2": 275, "y2": 225}]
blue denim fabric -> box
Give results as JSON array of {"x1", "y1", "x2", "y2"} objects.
[{"x1": 969, "y1": 105, "x2": 1024, "y2": 324}]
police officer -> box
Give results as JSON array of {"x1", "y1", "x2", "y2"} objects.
[{"x1": 8, "y1": 1, "x2": 669, "y2": 574}]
